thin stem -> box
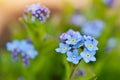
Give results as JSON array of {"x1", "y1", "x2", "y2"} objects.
[{"x1": 68, "y1": 64, "x2": 78, "y2": 80}]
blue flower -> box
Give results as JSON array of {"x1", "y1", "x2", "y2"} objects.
[
  {"x1": 6, "y1": 40, "x2": 20, "y2": 52},
  {"x1": 84, "y1": 38, "x2": 98, "y2": 51},
  {"x1": 23, "y1": 45, "x2": 38, "y2": 59},
  {"x1": 66, "y1": 34, "x2": 82, "y2": 45},
  {"x1": 73, "y1": 37, "x2": 84, "y2": 48},
  {"x1": 56, "y1": 43, "x2": 71, "y2": 54},
  {"x1": 82, "y1": 20, "x2": 105, "y2": 37},
  {"x1": 20, "y1": 40, "x2": 38, "y2": 59},
  {"x1": 19, "y1": 40, "x2": 31, "y2": 52},
  {"x1": 81, "y1": 48, "x2": 96, "y2": 63},
  {"x1": 67, "y1": 49, "x2": 81, "y2": 64},
  {"x1": 71, "y1": 14, "x2": 86, "y2": 26}
]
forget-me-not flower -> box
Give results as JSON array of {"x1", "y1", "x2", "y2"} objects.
[
  {"x1": 24, "y1": 4, "x2": 50, "y2": 22},
  {"x1": 56, "y1": 43, "x2": 71, "y2": 54},
  {"x1": 67, "y1": 49, "x2": 82, "y2": 64},
  {"x1": 84, "y1": 38, "x2": 98, "y2": 51},
  {"x1": 81, "y1": 48, "x2": 96, "y2": 63}
]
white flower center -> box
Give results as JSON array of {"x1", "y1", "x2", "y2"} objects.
[{"x1": 72, "y1": 56, "x2": 76, "y2": 60}]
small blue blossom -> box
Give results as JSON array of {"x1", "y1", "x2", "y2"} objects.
[
  {"x1": 6, "y1": 39, "x2": 38, "y2": 66},
  {"x1": 76, "y1": 69, "x2": 85, "y2": 76},
  {"x1": 56, "y1": 43, "x2": 71, "y2": 54},
  {"x1": 81, "y1": 48, "x2": 96, "y2": 63},
  {"x1": 67, "y1": 49, "x2": 82, "y2": 64},
  {"x1": 84, "y1": 38, "x2": 98, "y2": 51},
  {"x1": 71, "y1": 14, "x2": 86, "y2": 26},
  {"x1": 66, "y1": 35, "x2": 82, "y2": 45},
  {"x1": 6, "y1": 40, "x2": 20, "y2": 52},
  {"x1": 82, "y1": 20, "x2": 105, "y2": 37},
  {"x1": 23, "y1": 45, "x2": 38, "y2": 59},
  {"x1": 105, "y1": 38, "x2": 117, "y2": 53},
  {"x1": 73, "y1": 38, "x2": 84, "y2": 48}
]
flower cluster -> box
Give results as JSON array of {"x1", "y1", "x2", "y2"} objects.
[
  {"x1": 55, "y1": 29, "x2": 98, "y2": 64},
  {"x1": 24, "y1": 4, "x2": 50, "y2": 22},
  {"x1": 6, "y1": 40, "x2": 38, "y2": 66},
  {"x1": 82, "y1": 20, "x2": 105, "y2": 38}
]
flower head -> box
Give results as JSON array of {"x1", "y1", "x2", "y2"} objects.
[
  {"x1": 24, "y1": 4, "x2": 50, "y2": 22},
  {"x1": 6, "y1": 40, "x2": 20, "y2": 52},
  {"x1": 66, "y1": 35, "x2": 82, "y2": 45},
  {"x1": 81, "y1": 48, "x2": 96, "y2": 63},
  {"x1": 6, "y1": 39, "x2": 38, "y2": 66},
  {"x1": 84, "y1": 38, "x2": 98, "y2": 51},
  {"x1": 67, "y1": 49, "x2": 82, "y2": 64},
  {"x1": 56, "y1": 43, "x2": 71, "y2": 54}
]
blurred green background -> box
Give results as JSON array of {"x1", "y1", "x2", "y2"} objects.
[{"x1": 0, "y1": 0, "x2": 120, "y2": 80}]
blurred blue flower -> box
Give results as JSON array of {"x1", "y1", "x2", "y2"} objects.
[
  {"x1": 71, "y1": 14, "x2": 86, "y2": 26},
  {"x1": 56, "y1": 43, "x2": 71, "y2": 54},
  {"x1": 105, "y1": 38, "x2": 117, "y2": 53},
  {"x1": 76, "y1": 69, "x2": 85, "y2": 76},
  {"x1": 82, "y1": 20, "x2": 105, "y2": 38},
  {"x1": 103, "y1": 0, "x2": 114, "y2": 6},
  {"x1": 26, "y1": 4, "x2": 41, "y2": 14},
  {"x1": 67, "y1": 49, "x2": 82, "y2": 64},
  {"x1": 6, "y1": 40, "x2": 20, "y2": 52},
  {"x1": 24, "y1": 45, "x2": 38, "y2": 59},
  {"x1": 84, "y1": 38, "x2": 98, "y2": 51},
  {"x1": 81, "y1": 48, "x2": 96, "y2": 63},
  {"x1": 6, "y1": 39, "x2": 38, "y2": 66},
  {"x1": 25, "y1": 4, "x2": 50, "y2": 22}
]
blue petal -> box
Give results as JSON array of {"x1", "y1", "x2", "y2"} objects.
[
  {"x1": 73, "y1": 60, "x2": 79, "y2": 64},
  {"x1": 67, "y1": 51, "x2": 73, "y2": 57},
  {"x1": 55, "y1": 48, "x2": 61, "y2": 52},
  {"x1": 90, "y1": 57, "x2": 96, "y2": 61},
  {"x1": 67, "y1": 57, "x2": 72, "y2": 62}
]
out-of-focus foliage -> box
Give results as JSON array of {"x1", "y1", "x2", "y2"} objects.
[{"x1": 0, "y1": 0, "x2": 120, "y2": 80}]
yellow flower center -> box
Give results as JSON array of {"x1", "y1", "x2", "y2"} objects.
[
  {"x1": 89, "y1": 44, "x2": 93, "y2": 49},
  {"x1": 62, "y1": 47, "x2": 67, "y2": 50},
  {"x1": 71, "y1": 39, "x2": 76, "y2": 43},
  {"x1": 86, "y1": 53, "x2": 90, "y2": 58}
]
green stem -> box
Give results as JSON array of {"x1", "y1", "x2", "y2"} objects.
[{"x1": 68, "y1": 64, "x2": 78, "y2": 80}]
